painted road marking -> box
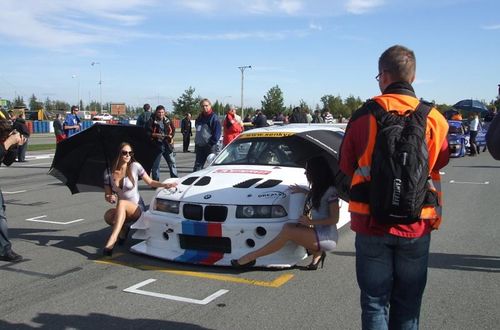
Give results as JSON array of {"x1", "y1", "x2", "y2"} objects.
[
  {"x1": 26, "y1": 215, "x2": 85, "y2": 225},
  {"x1": 449, "y1": 180, "x2": 489, "y2": 185},
  {"x1": 439, "y1": 171, "x2": 446, "y2": 175},
  {"x1": 3, "y1": 190, "x2": 27, "y2": 194},
  {"x1": 26, "y1": 154, "x2": 54, "y2": 160},
  {"x1": 124, "y1": 278, "x2": 228, "y2": 305},
  {"x1": 21, "y1": 162, "x2": 52, "y2": 167},
  {"x1": 96, "y1": 258, "x2": 294, "y2": 288}
]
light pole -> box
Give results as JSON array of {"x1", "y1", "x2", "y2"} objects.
[
  {"x1": 91, "y1": 62, "x2": 102, "y2": 112},
  {"x1": 238, "y1": 65, "x2": 251, "y2": 118},
  {"x1": 71, "y1": 74, "x2": 80, "y2": 107}
]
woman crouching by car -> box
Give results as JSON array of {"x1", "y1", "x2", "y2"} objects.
[
  {"x1": 102, "y1": 142, "x2": 177, "y2": 256},
  {"x1": 231, "y1": 156, "x2": 339, "y2": 270}
]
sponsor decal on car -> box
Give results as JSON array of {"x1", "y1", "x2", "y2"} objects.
[
  {"x1": 257, "y1": 191, "x2": 287, "y2": 199},
  {"x1": 214, "y1": 169, "x2": 272, "y2": 175},
  {"x1": 239, "y1": 132, "x2": 295, "y2": 138}
]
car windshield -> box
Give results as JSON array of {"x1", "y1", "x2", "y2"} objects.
[
  {"x1": 213, "y1": 137, "x2": 304, "y2": 167},
  {"x1": 448, "y1": 125, "x2": 464, "y2": 134}
]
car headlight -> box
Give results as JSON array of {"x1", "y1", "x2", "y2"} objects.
[
  {"x1": 236, "y1": 205, "x2": 287, "y2": 218},
  {"x1": 155, "y1": 198, "x2": 180, "y2": 214}
]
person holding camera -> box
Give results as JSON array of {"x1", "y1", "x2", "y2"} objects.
[
  {"x1": 0, "y1": 120, "x2": 26, "y2": 262},
  {"x1": 146, "y1": 105, "x2": 178, "y2": 181}
]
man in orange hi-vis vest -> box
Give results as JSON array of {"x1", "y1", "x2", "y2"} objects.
[{"x1": 340, "y1": 45, "x2": 449, "y2": 330}]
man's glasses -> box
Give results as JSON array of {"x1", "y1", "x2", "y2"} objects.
[
  {"x1": 121, "y1": 150, "x2": 134, "y2": 156},
  {"x1": 375, "y1": 72, "x2": 382, "y2": 81}
]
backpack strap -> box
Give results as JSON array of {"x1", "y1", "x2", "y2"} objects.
[{"x1": 365, "y1": 99, "x2": 434, "y2": 123}]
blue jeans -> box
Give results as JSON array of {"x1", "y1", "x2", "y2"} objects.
[
  {"x1": 152, "y1": 148, "x2": 178, "y2": 181},
  {"x1": 355, "y1": 233, "x2": 431, "y2": 330}
]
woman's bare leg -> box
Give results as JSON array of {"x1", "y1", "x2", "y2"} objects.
[
  {"x1": 104, "y1": 200, "x2": 140, "y2": 249},
  {"x1": 237, "y1": 223, "x2": 318, "y2": 265}
]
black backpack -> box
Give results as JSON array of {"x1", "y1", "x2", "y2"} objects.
[{"x1": 366, "y1": 100, "x2": 436, "y2": 224}]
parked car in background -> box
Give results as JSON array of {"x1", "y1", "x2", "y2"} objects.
[
  {"x1": 130, "y1": 124, "x2": 350, "y2": 268},
  {"x1": 92, "y1": 113, "x2": 113, "y2": 121},
  {"x1": 447, "y1": 120, "x2": 487, "y2": 157}
]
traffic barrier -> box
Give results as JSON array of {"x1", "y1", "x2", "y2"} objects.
[{"x1": 26, "y1": 121, "x2": 33, "y2": 134}]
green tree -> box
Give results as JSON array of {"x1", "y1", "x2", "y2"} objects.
[
  {"x1": 344, "y1": 95, "x2": 363, "y2": 118},
  {"x1": 320, "y1": 94, "x2": 345, "y2": 119},
  {"x1": 29, "y1": 94, "x2": 43, "y2": 110},
  {"x1": 172, "y1": 86, "x2": 201, "y2": 118},
  {"x1": 12, "y1": 96, "x2": 25, "y2": 107},
  {"x1": 261, "y1": 85, "x2": 285, "y2": 118}
]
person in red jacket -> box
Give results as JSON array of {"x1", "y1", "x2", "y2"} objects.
[
  {"x1": 339, "y1": 45, "x2": 449, "y2": 330},
  {"x1": 222, "y1": 106, "x2": 243, "y2": 146}
]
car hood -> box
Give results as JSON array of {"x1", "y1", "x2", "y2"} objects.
[{"x1": 156, "y1": 164, "x2": 307, "y2": 204}]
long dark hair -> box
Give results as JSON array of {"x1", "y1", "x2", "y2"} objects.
[
  {"x1": 305, "y1": 156, "x2": 335, "y2": 210},
  {"x1": 112, "y1": 142, "x2": 138, "y2": 187}
]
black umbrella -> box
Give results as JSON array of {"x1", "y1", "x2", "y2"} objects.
[
  {"x1": 48, "y1": 124, "x2": 162, "y2": 194},
  {"x1": 291, "y1": 129, "x2": 350, "y2": 202},
  {"x1": 453, "y1": 99, "x2": 489, "y2": 114}
]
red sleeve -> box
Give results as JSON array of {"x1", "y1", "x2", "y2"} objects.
[
  {"x1": 340, "y1": 114, "x2": 370, "y2": 176},
  {"x1": 433, "y1": 138, "x2": 449, "y2": 170}
]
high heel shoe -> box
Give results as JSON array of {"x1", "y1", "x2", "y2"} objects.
[
  {"x1": 117, "y1": 226, "x2": 131, "y2": 246},
  {"x1": 103, "y1": 247, "x2": 114, "y2": 257},
  {"x1": 306, "y1": 251, "x2": 326, "y2": 270},
  {"x1": 230, "y1": 259, "x2": 256, "y2": 268}
]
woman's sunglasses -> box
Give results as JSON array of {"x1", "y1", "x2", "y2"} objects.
[{"x1": 121, "y1": 150, "x2": 134, "y2": 156}]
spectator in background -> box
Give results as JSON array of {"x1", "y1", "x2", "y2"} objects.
[
  {"x1": 223, "y1": 106, "x2": 243, "y2": 146},
  {"x1": 305, "y1": 109, "x2": 313, "y2": 123},
  {"x1": 252, "y1": 110, "x2": 268, "y2": 128},
  {"x1": 312, "y1": 110, "x2": 325, "y2": 123},
  {"x1": 289, "y1": 107, "x2": 307, "y2": 123},
  {"x1": 12, "y1": 113, "x2": 30, "y2": 162},
  {"x1": 146, "y1": 105, "x2": 178, "y2": 180},
  {"x1": 63, "y1": 105, "x2": 81, "y2": 137},
  {"x1": 193, "y1": 99, "x2": 221, "y2": 171},
  {"x1": 243, "y1": 113, "x2": 252, "y2": 123},
  {"x1": 53, "y1": 113, "x2": 66, "y2": 143},
  {"x1": 180, "y1": 113, "x2": 192, "y2": 152},
  {"x1": 136, "y1": 103, "x2": 152, "y2": 128},
  {"x1": 322, "y1": 110, "x2": 334, "y2": 124},
  {"x1": 0, "y1": 120, "x2": 26, "y2": 262},
  {"x1": 468, "y1": 112, "x2": 480, "y2": 156},
  {"x1": 274, "y1": 112, "x2": 285, "y2": 122}
]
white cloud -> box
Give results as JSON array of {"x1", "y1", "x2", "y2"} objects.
[
  {"x1": 345, "y1": 0, "x2": 384, "y2": 14},
  {"x1": 278, "y1": 0, "x2": 304, "y2": 15},
  {"x1": 309, "y1": 23, "x2": 323, "y2": 31},
  {"x1": 481, "y1": 24, "x2": 500, "y2": 30}
]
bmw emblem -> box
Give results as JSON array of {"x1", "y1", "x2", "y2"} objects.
[{"x1": 204, "y1": 194, "x2": 212, "y2": 199}]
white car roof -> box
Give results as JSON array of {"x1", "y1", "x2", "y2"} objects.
[{"x1": 240, "y1": 123, "x2": 345, "y2": 136}]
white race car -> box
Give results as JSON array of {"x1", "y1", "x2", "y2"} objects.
[{"x1": 131, "y1": 124, "x2": 350, "y2": 268}]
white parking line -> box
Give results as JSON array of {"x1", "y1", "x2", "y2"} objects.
[
  {"x1": 26, "y1": 154, "x2": 54, "y2": 160},
  {"x1": 21, "y1": 162, "x2": 52, "y2": 167},
  {"x1": 3, "y1": 190, "x2": 27, "y2": 194},
  {"x1": 26, "y1": 215, "x2": 85, "y2": 225},
  {"x1": 449, "y1": 180, "x2": 489, "y2": 185},
  {"x1": 124, "y1": 278, "x2": 228, "y2": 305}
]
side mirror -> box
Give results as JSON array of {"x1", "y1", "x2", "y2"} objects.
[{"x1": 206, "y1": 153, "x2": 217, "y2": 166}]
